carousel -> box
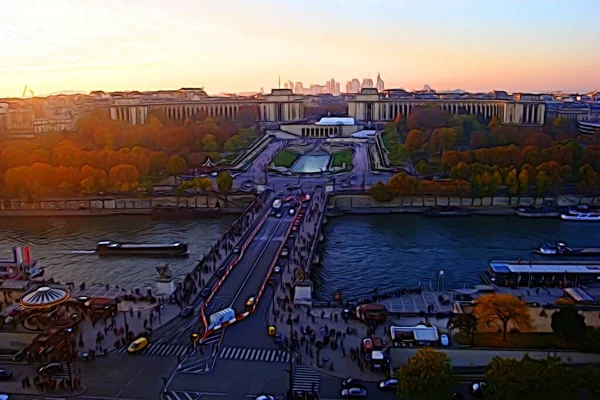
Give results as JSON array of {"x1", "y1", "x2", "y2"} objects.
[{"x1": 15, "y1": 286, "x2": 71, "y2": 331}]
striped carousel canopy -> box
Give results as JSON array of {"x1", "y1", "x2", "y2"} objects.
[{"x1": 20, "y1": 286, "x2": 70, "y2": 308}]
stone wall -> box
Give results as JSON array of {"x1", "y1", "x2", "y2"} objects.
[
  {"x1": 1, "y1": 194, "x2": 256, "y2": 213},
  {"x1": 331, "y1": 194, "x2": 600, "y2": 211}
]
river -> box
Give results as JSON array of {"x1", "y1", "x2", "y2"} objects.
[
  {"x1": 312, "y1": 214, "x2": 600, "y2": 301},
  {"x1": 0, "y1": 215, "x2": 235, "y2": 290},
  {"x1": 2, "y1": 214, "x2": 599, "y2": 300}
]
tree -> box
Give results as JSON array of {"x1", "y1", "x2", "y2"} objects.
[
  {"x1": 166, "y1": 155, "x2": 188, "y2": 176},
  {"x1": 395, "y1": 347, "x2": 459, "y2": 400},
  {"x1": 484, "y1": 356, "x2": 580, "y2": 400},
  {"x1": 201, "y1": 134, "x2": 218, "y2": 152},
  {"x1": 518, "y1": 168, "x2": 530, "y2": 195},
  {"x1": 216, "y1": 171, "x2": 233, "y2": 201},
  {"x1": 474, "y1": 294, "x2": 532, "y2": 340},
  {"x1": 108, "y1": 164, "x2": 139, "y2": 192},
  {"x1": 388, "y1": 172, "x2": 419, "y2": 196},
  {"x1": 407, "y1": 105, "x2": 448, "y2": 130},
  {"x1": 405, "y1": 129, "x2": 424, "y2": 151},
  {"x1": 505, "y1": 168, "x2": 519, "y2": 195},
  {"x1": 415, "y1": 160, "x2": 429, "y2": 176},
  {"x1": 488, "y1": 115, "x2": 501, "y2": 130},
  {"x1": 551, "y1": 305, "x2": 587, "y2": 342},
  {"x1": 469, "y1": 130, "x2": 488, "y2": 148},
  {"x1": 447, "y1": 312, "x2": 478, "y2": 346},
  {"x1": 579, "y1": 365, "x2": 600, "y2": 395},
  {"x1": 535, "y1": 170, "x2": 551, "y2": 195},
  {"x1": 149, "y1": 151, "x2": 169, "y2": 175},
  {"x1": 368, "y1": 181, "x2": 393, "y2": 202}
]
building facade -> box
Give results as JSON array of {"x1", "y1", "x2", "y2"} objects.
[
  {"x1": 347, "y1": 88, "x2": 546, "y2": 125},
  {"x1": 3, "y1": 87, "x2": 600, "y2": 137}
]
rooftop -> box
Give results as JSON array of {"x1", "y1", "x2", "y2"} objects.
[{"x1": 315, "y1": 117, "x2": 356, "y2": 126}]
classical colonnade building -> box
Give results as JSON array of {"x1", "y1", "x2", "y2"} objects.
[
  {"x1": 109, "y1": 89, "x2": 304, "y2": 125},
  {"x1": 108, "y1": 88, "x2": 547, "y2": 127},
  {"x1": 347, "y1": 89, "x2": 546, "y2": 125}
]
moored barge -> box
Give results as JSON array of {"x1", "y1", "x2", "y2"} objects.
[{"x1": 96, "y1": 241, "x2": 188, "y2": 257}]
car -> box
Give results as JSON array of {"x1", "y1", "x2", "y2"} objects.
[
  {"x1": 273, "y1": 266, "x2": 282, "y2": 273},
  {"x1": 0, "y1": 369, "x2": 13, "y2": 380},
  {"x1": 341, "y1": 182, "x2": 350, "y2": 188},
  {"x1": 301, "y1": 202, "x2": 308, "y2": 208},
  {"x1": 243, "y1": 181, "x2": 254, "y2": 189},
  {"x1": 254, "y1": 396, "x2": 275, "y2": 400},
  {"x1": 340, "y1": 387, "x2": 367, "y2": 398},
  {"x1": 280, "y1": 249, "x2": 289, "y2": 257},
  {"x1": 210, "y1": 172, "x2": 218, "y2": 177},
  {"x1": 342, "y1": 378, "x2": 366, "y2": 389},
  {"x1": 292, "y1": 225, "x2": 298, "y2": 231},
  {"x1": 362, "y1": 338, "x2": 373, "y2": 353},
  {"x1": 300, "y1": 193, "x2": 311, "y2": 202},
  {"x1": 0, "y1": 395, "x2": 11, "y2": 400},
  {"x1": 440, "y1": 333, "x2": 450, "y2": 346},
  {"x1": 180, "y1": 306, "x2": 194, "y2": 318},
  {"x1": 275, "y1": 212, "x2": 283, "y2": 218},
  {"x1": 38, "y1": 363, "x2": 63, "y2": 375},
  {"x1": 379, "y1": 378, "x2": 398, "y2": 390},
  {"x1": 246, "y1": 297, "x2": 256, "y2": 308},
  {"x1": 128, "y1": 337, "x2": 149, "y2": 354},
  {"x1": 98, "y1": 191, "x2": 107, "y2": 196},
  {"x1": 233, "y1": 246, "x2": 241, "y2": 254},
  {"x1": 289, "y1": 208, "x2": 295, "y2": 215}
]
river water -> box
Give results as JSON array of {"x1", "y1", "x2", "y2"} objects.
[
  {"x1": 0, "y1": 216, "x2": 235, "y2": 290},
  {"x1": 2, "y1": 214, "x2": 599, "y2": 299},
  {"x1": 312, "y1": 214, "x2": 600, "y2": 301}
]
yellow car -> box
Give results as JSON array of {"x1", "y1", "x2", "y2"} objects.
[
  {"x1": 127, "y1": 337, "x2": 149, "y2": 354},
  {"x1": 246, "y1": 297, "x2": 256, "y2": 308}
]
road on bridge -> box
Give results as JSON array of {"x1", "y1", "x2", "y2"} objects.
[{"x1": 203, "y1": 204, "x2": 295, "y2": 323}]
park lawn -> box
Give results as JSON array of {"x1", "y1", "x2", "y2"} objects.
[
  {"x1": 454, "y1": 332, "x2": 579, "y2": 350},
  {"x1": 272, "y1": 149, "x2": 300, "y2": 168},
  {"x1": 331, "y1": 149, "x2": 353, "y2": 171}
]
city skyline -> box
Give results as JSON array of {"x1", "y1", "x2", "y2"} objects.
[{"x1": 1, "y1": 0, "x2": 600, "y2": 98}]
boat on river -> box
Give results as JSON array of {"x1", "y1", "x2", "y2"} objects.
[
  {"x1": 561, "y1": 213, "x2": 600, "y2": 222},
  {"x1": 515, "y1": 202, "x2": 563, "y2": 218},
  {"x1": 423, "y1": 207, "x2": 471, "y2": 217},
  {"x1": 151, "y1": 206, "x2": 221, "y2": 220},
  {"x1": 95, "y1": 241, "x2": 188, "y2": 257},
  {"x1": 568, "y1": 205, "x2": 600, "y2": 215},
  {"x1": 534, "y1": 241, "x2": 600, "y2": 256}
]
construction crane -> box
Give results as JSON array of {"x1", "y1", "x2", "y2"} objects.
[{"x1": 21, "y1": 85, "x2": 34, "y2": 98}]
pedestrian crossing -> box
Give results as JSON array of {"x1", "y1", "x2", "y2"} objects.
[
  {"x1": 219, "y1": 346, "x2": 290, "y2": 363},
  {"x1": 292, "y1": 365, "x2": 321, "y2": 394},
  {"x1": 111, "y1": 343, "x2": 191, "y2": 357},
  {"x1": 162, "y1": 390, "x2": 204, "y2": 400}
]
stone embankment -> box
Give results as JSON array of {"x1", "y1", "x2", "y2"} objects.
[
  {"x1": 0, "y1": 193, "x2": 256, "y2": 217},
  {"x1": 330, "y1": 194, "x2": 600, "y2": 214}
]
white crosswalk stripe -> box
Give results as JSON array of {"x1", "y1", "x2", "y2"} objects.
[
  {"x1": 162, "y1": 390, "x2": 202, "y2": 400},
  {"x1": 292, "y1": 365, "x2": 320, "y2": 393},
  {"x1": 219, "y1": 346, "x2": 290, "y2": 363},
  {"x1": 111, "y1": 343, "x2": 191, "y2": 357}
]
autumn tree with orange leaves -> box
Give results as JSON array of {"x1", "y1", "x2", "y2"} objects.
[{"x1": 474, "y1": 293, "x2": 532, "y2": 341}]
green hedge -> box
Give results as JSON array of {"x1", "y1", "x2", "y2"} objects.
[{"x1": 272, "y1": 150, "x2": 300, "y2": 168}]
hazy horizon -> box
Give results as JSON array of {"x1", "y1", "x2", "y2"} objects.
[{"x1": 1, "y1": 0, "x2": 599, "y2": 98}]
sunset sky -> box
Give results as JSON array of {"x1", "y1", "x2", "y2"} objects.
[{"x1": 1, "y1": 0, "x2": 599, "y2": 98}]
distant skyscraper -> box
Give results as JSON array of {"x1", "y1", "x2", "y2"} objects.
[
  {"x1": 334, "y1": 82, "x2": 340, "y2": 96},
  {"x1": 325, "y1": 80, "x2": 331, "y2": 94},
  {"x1": 346, "y1": 79, "x2": 360, "y2": 93},
  {"x1": 376, "y1": 73, "x2": 384, "y2": 92},
  {"x1": 361, "y1": 78, "x2": 374, "y2": 89},
  {"x1": 294, "y1": 82, "x2": 304, "y2": 94}
]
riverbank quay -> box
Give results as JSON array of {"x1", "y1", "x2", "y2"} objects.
[
  {"x1": 0, "y1": 192, "x2": 256, "y2": 217},
  {"x1": 329, "y1": 194, "x2": 600, "y2": 214}
]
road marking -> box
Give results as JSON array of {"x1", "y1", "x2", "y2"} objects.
[
  {"x1": 292, "y1": 365, "x2": 321, "y2": 393},
  {"x1": 229, "y1": 215, "x2": 287, "y2": 308},
  {"x1": 111, "y1": 343, "x2": 190, "y2": 357},
  {"x1": 218, "y1": 346, "x2": 290, "y2": 363}
]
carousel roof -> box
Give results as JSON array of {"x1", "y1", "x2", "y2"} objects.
[
  {"x1": 20, "y1": 286, "x2": 70, "y2": 308},
  {"x1": 202, "y1": 157, "x2": 216, "y2": 168}
]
